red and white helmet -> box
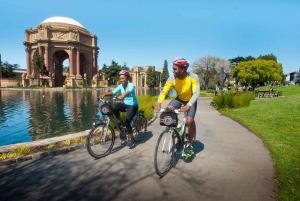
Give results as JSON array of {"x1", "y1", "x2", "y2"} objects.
[
  {"x1": 172, "y1": 57, "x2": 189, "y2": 68},
  {"x1": 119, "y1": 70, "x2": 130, "y2": 76}
]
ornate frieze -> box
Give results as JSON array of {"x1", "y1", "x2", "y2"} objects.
[{"x1": 52, "y1": 32, "x2": 68, "y2": 40}]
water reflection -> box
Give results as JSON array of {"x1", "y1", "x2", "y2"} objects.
[{"x1": 0, "y1": 88, "x2": 174, "y2": 146}]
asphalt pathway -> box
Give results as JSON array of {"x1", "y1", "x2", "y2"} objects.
[{"x1": 0, "y1": 98, "x2": 276, "y2": 201}]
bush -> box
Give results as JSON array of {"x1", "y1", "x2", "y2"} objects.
[
  {"x1": 13, "y1": 82, "x2": 23, "y2": 88},
  {"x1": 212, "y1": 91, "x2": 255, "y2": 109},
  {"x1": 92, "y1": 80, "x2": 96, "y2": 85},
  {"x1": 77, "y1": 81, "x2": 84, "y2": 86},
  {"x1": 29, "y1": 84, "x2": 38, "y2": 88}
]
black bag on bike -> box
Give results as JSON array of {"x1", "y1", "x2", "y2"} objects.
[
  {"x1": 100, "y1": 103, "x2": 113, "y2": 115},
  {"x1": 160, "y1": 112, "x2": 178, "y2": 127}
]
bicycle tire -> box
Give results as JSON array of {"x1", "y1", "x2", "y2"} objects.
[
  {"x1": 131, "y1": 115, "x2": 147, "y2": 142},
  {"x1": 86, "y1": 124, "x2": 115, "y2": 159},
  {"x1": 154, "y1": 129, "x2": 175, "y2": 177}
]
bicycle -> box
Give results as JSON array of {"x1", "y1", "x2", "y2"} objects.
[
  {"x1": 86, "y1": 96, "x2": 147, "y2": 159},
  {"x1": 154, "y1": 107, "x2": 196, "y2": 177}
]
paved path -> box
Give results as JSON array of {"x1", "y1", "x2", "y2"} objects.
[{"x1": 0, "y1": 98, "x2": 276, "y2": 201}]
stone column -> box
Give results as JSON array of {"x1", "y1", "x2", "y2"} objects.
[
  {"x1": 25, "y1": 47, "x2": 31, "y2": 76},
  {"x1": 144, "y1": 72, "x2": 147, "y2": 88},
  {"x1": 69, "y1": 47, "x2": 74, "y2": 76},
  {"x1": 45, "y1": 46, "x2": 49, "y2": 71},
  {"x1": 39, "y1": 45, "x2": 42, "y2": 55},
  {"x1": 76, "y1": 48, "x2": 81, "y2": 78},
  {"x1": 92, "y1": 50, "x2": 96, "y2": 76},
  {"x1": 0, "y1": 54, "x2": 2, "y2": 79}
]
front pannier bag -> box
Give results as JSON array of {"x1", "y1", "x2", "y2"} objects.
[
  {"x1": 100, "y1": 103, "x2": 113, "y2": 115},
  {"x1": 160, "y1": 112, "x2": 178, "y2": 127}
]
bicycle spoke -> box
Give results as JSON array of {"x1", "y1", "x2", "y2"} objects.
[
  {"x1": 86, "y1": 125, "x2": 115, "y2": 159},
  {"x1": 132, "y1": 115, "x2": 147, "y2": 142},
  {"x1": 154, "y1": 130, "x2": 174, "y2": 177}
]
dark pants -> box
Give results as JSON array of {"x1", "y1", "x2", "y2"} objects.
[{"x1": 113, "y1": 102, "x2": 138, "y2": 134}]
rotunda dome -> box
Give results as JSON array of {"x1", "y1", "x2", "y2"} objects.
[{"x1": 41, "y1": 16, "x2": 84, "y2": 28}]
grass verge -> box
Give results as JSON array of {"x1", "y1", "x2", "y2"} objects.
[{"x1": 219, "y1": 85, "x2": 300, "y2": 201}]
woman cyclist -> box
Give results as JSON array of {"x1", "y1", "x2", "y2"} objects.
[{"x1": 100, "y1": 70, "x2": 138, "y2": 147}]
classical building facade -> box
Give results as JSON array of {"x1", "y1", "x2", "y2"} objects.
[{"x1": 23, "y1": 16, "x2": 99, "y2": 87}]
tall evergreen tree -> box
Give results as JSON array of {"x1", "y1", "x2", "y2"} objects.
[
  {"x1": 146, "y1": 66, "x2": 156, "y2": 88},
  {"x1": 161, "y1": 60, "x2": 169, "y2": 86},
  {"x1": 32, "y1": 54, "x2": 48, "y2": 86}
]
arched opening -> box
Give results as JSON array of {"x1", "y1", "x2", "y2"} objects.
[
  {"x1": 53, "y1": 50, "x2": 69, "y2": 87},
  {"x1": 79, "y1": 52, "x2": 91, "y2": 85}
]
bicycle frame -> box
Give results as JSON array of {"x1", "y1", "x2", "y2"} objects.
[
  {"x1": 94, "y1": 96, "x2": 146, "y2": 138},
  {"x1": 159, "y1": 108, "x2": 187, "y2": 147}
]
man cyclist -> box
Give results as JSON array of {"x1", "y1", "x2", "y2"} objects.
[
  {"x1": 154, "y1": 57, "x2": 200, "y2": 158},
  {"x1": 100, "y1": 70, "x2": 138, "y2": 147}
]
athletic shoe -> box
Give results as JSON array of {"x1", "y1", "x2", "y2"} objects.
[
  {"x1": 127, "y1": 138, "x2": 134, "y2": 147},
  {"x1": 183, "y1": 145, "x2": 194, "y2": 158}
]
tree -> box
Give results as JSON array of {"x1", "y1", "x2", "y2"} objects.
[
  {"x1": 257, "y1": 53, "x2": 277, "y2": 62},
  {"x1": 214, "y1": 58, "x2": 232, "y2": 86},
  {"x1": 161, "y1": 60, "x2": 169, "y2": 86},
  {"x1": 193, "y1": 56, "x2": 233, "y2": 89},
  {"x1": 229, "y1": 55, "x2": 255, "y2": 67},
  {"x1": 232, "y1": 59, "x2": 283, "y2": 86},
  {"x1": 32, "y1": 54, "x2": 48, "y2": 86},
  {"x1": 102, "y1": 60, "x2": 129, "y2": 85},
  {"x1": 1, "y1": 61, "x2": 20, "y2": 78},
  {"x1": 146, "y1": 66, "x2": 156, "y2": 88}
]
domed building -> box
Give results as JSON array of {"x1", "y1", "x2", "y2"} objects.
[{"x1": 23, "y1": 16, "x2": 99, "y2": 87}]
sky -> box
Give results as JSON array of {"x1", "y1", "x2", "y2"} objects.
[{"x1": 0, "y1": 0, "x2": 299, "y2": 74}]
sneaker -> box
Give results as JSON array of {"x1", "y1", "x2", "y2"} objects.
[
  {"x1": 183, "y1": 145, "x2": 194, "y2": 158},
  {"x1": 127, "y1": 138, "x2": 134, "y2": 147}
]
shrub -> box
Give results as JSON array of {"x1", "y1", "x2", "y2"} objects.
[
  {"x1": 29, "y1": 84, "x2": 38, "y2": 88},
  {"x1": 77, "y1": 81, "x2": 84, "y2": 86},
  {"x1": 212, "y1": 91, "x2": 255, "y2": 109},
  {"x1": 13, "y1": 82, "x2": 23, "y2": 88},
  {"x1": 92, "y1": 80, "x2": 96, "y2": 85}
]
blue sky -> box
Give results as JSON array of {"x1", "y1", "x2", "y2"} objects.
[{"x1": 0, "y1": 0, "x2": 299, "y2": 73}]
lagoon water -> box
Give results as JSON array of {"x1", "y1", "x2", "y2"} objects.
[{"x1": 0, "y1": 88, "x2": 175, "y2": 146}]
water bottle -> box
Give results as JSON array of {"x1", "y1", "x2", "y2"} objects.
[{"x1": 177, "y1": 123, "x2": 182, "y2": 133}]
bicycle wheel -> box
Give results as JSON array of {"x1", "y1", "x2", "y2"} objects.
[
  {"x1": 131, "y1": 115, "x2": 147, "y2": 142},
  {"x1": 86, "y1": 124, "x2": 115, "y2": 159},
  {"x1": 154, "y1": 129, "x2": 175, "y2": 177}
]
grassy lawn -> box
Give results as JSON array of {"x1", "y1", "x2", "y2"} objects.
[{"x1": 219, "y1": 85, "x2": 300, "y2": 201}]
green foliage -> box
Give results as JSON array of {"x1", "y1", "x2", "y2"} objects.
[
  {"x1": 220, "y1": 85, "x2": 300, "y2": 201},
  {"x1": 212, "y1": 91, "x2": 255, "y2": 109},
  {"x1": 1, "y1": 61, "x2": 19, "y2": 78},
  {"x1": 257, "y1": 53, "x2": 277, "y2": 62},
  {"x1": 91, "y1": 80, "x2": 96, "y2": 85},
  {"x1": 229, "y1": 55, "x2": 255, "y2": 67},
  {"x1": 63, "y1": 66, "x2": 69, "y2": 73},
  {"x1": 146, "y1": 66, "x2": 156, "y2": 88},
  {"x1": 32, "y1": 54, "x2": 49, "y2": 86},
  {"x1": 232, "y1": 59, "x2": 283, "y2": 86},
  {"x1": 77, "y1": 81, "x2": 84, "y2": 86},
  {"x1": 161, "y1": 60, "x2": 169, "y2": 86},
  {"x1": 102, "y1": 61, "x2": 129, "y2": 83},
  {"x1": 13, "y1": 82, "x2": 23, "y2": 88},
  {"x1": 29, "y1": 84, "x2": 38, "y2": 88},
  {"x1": 136, "y1": 94, "x2": 157, "y2": 120}
]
